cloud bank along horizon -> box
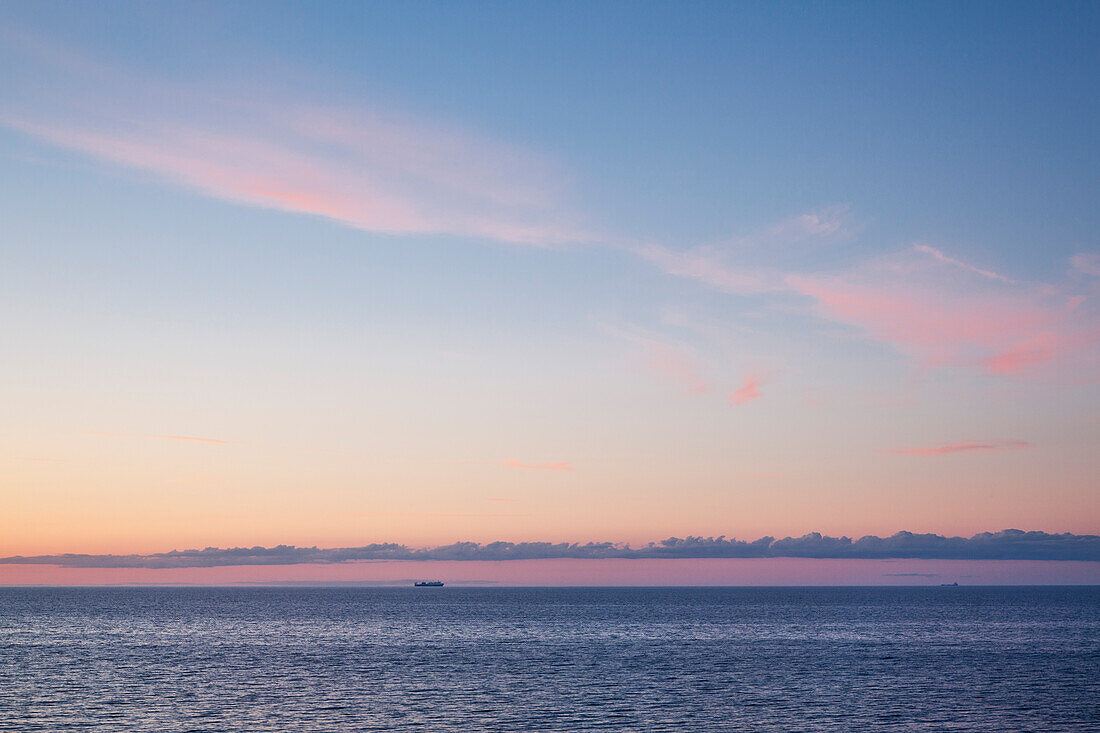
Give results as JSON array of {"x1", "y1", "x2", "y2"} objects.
[{"x1": 4, "y1": 530, "x2": 1098, "y2": 569}]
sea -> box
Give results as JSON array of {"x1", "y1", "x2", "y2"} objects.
[{"x1": 1, "y1": 586, "x2": 1097, "y2": 731}]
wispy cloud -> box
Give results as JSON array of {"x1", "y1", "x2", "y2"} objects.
[
  {"x1": 83, "y1": 430, "x2": 237, "y2": 445},
  {"x1": 608, "y1": 322, "x2": 777, "y2": 408},
  {"x1": 981, "y1": 334, "x2": 1062, "y2": 375},
  {"x1": 634, "y1": 243, "x2": 780, "y2": 295},
  {"x1": 728, "y1": 374, "x2": 764, "y2": 406},
  {"x1": 913, "y1": 244, "x2": 1017, "y2": 284},
  {"x1": 632, "y1": 206, "x2": 853, "y2": 296},
  {"x1": 1070, "y1": 253, "x2": 1100, "y2": 278},
  {"x1": 642, "y1": 340, "x2": 710, "y2": 394},
  {"x1": 81, "y1": 430, "x2": 125, "y2": 438},
  {"x1": 786, "y1": 249, "x2": 1099, "y2": 378},
  {"x1": 4, "y1": 529, "x2": 1095, "y2": 567},
  {"x1": 634, "y1": 208, "x2": 1098, "y2": 382},
  {"x1": 1, "y1": 40, "x2": 586, "y2": 246},
  {"x1": 150, "y1": 434, "x2": 234, "y2": 445},
  {"x1": 7, "y1": 37, "x2": 1096, "y2": 385},
  {"x1": 883, "y1": 440, "x2": 1031, "y2": 456},
  {"x1": 364, "y1": 511, "x2": 529, "y2": 519},
  {"x1": 761, "y1": 204, "x2": 853, "y2": 242},
  {"x1": 500, "y1": 458, "x2": 573, "y2": 471},
  {"x1": 607, "y1": 326, "x2": 712, "y2": 394}
]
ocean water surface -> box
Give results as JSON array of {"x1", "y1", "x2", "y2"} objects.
[{"x1": 1, "y1": 586, "x2": 1097, "y2": 731}]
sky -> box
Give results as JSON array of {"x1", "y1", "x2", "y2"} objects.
[{"x1": 1, "y1": 1, "x2": 1098, "y2": 584}]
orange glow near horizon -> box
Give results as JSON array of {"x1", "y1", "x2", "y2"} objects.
[{"x1": 2, "y1": 422, "x2": 1097, "y2": 558}]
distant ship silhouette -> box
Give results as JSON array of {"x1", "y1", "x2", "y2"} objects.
[
  {"x1": 414, "y1": 581, "x2": 444, "y2": 587},
  {"x1": 939, "y1": 582, "x2": 959, "y2": 587}
]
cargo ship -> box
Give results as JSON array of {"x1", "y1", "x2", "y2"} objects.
[{"x1": 414, "y1": 581, "x2": 444, "y2": 587}]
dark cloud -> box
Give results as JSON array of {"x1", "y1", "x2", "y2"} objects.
[{"x1": 2, "y1": 530, "x2": 1096, "y2": 569}]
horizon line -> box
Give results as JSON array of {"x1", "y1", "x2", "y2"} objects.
[{"x1": 3, "y1": 582, "x2": 1099, "y2": 589}]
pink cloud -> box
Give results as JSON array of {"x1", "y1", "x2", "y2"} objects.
[
  {"x1": 643, "y1": 340, "x2": 710, "y2": 394},
  {"x1": 150, "y1": 434, "x2": 234, "y2": 445},
  {"x1": 500, "y1": 459, "x2": 573, "y2": 471},
  {"x1": 1070, "y1": 253, "x2": 1100, "y2": 277},
  {"x1": 981, "y1": 333, "x2": 1061, "y2": 374},
  {"x1": 786, "y1": 249, "x2": 1100, "y2": 378},
  {"x1": 635, "y1": 214, "x2": 1099, "y2": 382},
  {"x1": 607, "y1": 327, "x2": 711, "y2": 394},
  {"x1": 81, "y1": 430, "x2": 235, "y2": 444},
  {"x1": 0, "y1": 43, "x2": 586, "y2": 246},
  {"x1": 364, "y1": 510, "x2": 529, "y2": 518},
  {"x1": 787, "y1": 276, "x2": 1042, "y2": 362},
  {"x1": 728, "y1": 374, "x2": 764, "y2": 405},
  {"x1": 4, "y1": 113, "x2": 585, "y2": 245},
  {"x1": 883, "y1": 440, "x2": 1031, "y2": 456},
  {"x1": 634, "y1": 243, "x2": 779, "y2": 294},
  {"x1": 632, "y1": 207, "x2": 851, "y2": 296}
]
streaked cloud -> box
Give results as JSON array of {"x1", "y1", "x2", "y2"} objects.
[
  {"x1": 634, "y1": 242, "x2": 780, "y2": 295},
  {"x1": 786, "y1": 249, "x2": 1099, "y2": 378},
  {"x1": 609, "y1": 320, "x2": 777, "y2": 409},
  {"x1": 883, "y1": 440, "x2": 1031, "y2": 456},
  {"x1": 4, "y1": 530, "x2": 1095, "y2": 568},
  {"x1": 607, "y1": 326, "x2": 712, "y2": 394},
  {"x1": 913, "y1": 244, "x2": 1016, "y2": 284},
  {"x1": 81, "y1": 430, "x2": 237, "y2": 445},
  {"x1": 1070, "y1": 253, "x2": 1100, "y2": 277},
  {"x1": 641, "y1": 340, "x2": 710, "y2": 394},
  {"x1": 1, "y1": 41, "x2": 586, "y2": 246},
  {"x1": 80, "y1": 430, "x2": 126, "y2": 438},
  {"x1": 728, "y1": 374, "x2": 764, "y2": 406},
  {"x1": 500, "y1": 458, "x2": 573, "y2": 471},
  {"x1": 637, "y1": 210, "x2": 1098, "y2": 381},
  {"x1": 761, "y1": 204, "x2": 854, "y2": 242},
  {"x1": 631, "y1": 206, "x2": 852, "y2": 296},
  {"x1": 367, "y1": 511, "x2": 529, "y2": 519},
  {"x1": 150, "y1": 434, "x2": 234, "y2": 445}
]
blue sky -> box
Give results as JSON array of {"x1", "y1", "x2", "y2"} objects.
[
  {"x1": 6, "y1": 1, "x2": 1098, "y2": 252},
  {"x1": 1, "y1": 1, "x2": 1098, "y2": 567}
]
